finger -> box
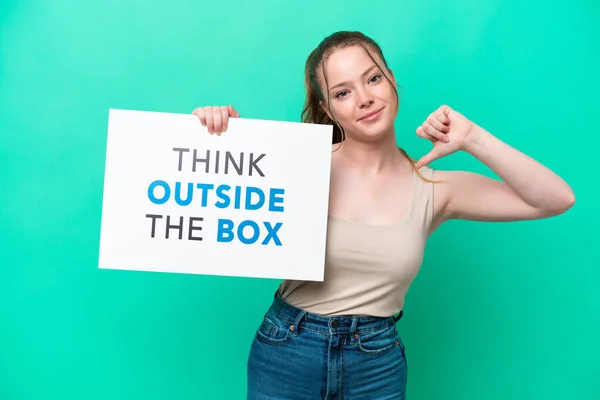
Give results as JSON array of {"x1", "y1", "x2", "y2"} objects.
[
  {"x1": 414, "y1": 150, "x2": 438, "y2": 169},
  {"x1": 212, "y1": 106, "x2": 223, "y2": 135},
  {"x1": 434, "y1": 109, "x2": 450, "y2": 125},
  {"x1": 204, "y1": 106, "x2": 214, "y2": 134},
  {"x1": 193, "y1": 108, "x2": 206, "y2": 126},
  {"x1": 228, "y1": 105, "x2": 240, "y2": 118},
  {"x1": 439, "y1": 104, "x2": 451, "y2": 118},
  {"x1": 220, "y1": 106, "x2": 229, "y2": 133},
  {"x1": 422, "y1": 122, "x2": 450, "y2": 143},
  {"x1": 427, "y1": 114, "x2": 450, "y2": 132},
  {"x1": 416, "y1": 126, "x2": 435, "y2": 142}
]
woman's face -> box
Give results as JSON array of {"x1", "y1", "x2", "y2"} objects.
[{"x1": 320, "y1": 45, "x2": 398, "y2": 143}]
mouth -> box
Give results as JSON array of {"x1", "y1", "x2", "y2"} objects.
[{"x1": 358, "y1": 107, "x2": 384, "y2": 121}]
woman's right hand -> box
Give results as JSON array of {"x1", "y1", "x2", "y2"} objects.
[{"x1": 192, "y1": 105, "x2": 240, "y2": 135}]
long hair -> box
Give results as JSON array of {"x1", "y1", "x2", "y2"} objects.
[{"x1": 301, "y1": 31, "x2": 433, "y2": 182}]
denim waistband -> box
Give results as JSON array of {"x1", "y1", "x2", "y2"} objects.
[{"x1": 270, "y1": 290, "x2": 402, "y2": 335}]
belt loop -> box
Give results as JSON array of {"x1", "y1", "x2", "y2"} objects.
[
  {"x1": 349, "y1": 316, "x2": 358, "y2": 343},
  {"x1": 291, "y1": 310, "x2": 306, "y2": 336},
  {"x1": 350, "y1": 316, "x2": 358, "y2": 335}
]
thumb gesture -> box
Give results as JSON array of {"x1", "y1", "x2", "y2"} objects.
[{"x1": 414, "y1": 105, "x2": 473, "y2": 169}]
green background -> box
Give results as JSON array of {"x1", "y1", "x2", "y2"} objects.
[{"x1": 1, "y1": 0, "x2": 598, "y2": 398}]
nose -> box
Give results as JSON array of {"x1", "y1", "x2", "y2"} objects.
[{"x1": 357, "y1": 88, "x2": 374, "y2": 108}]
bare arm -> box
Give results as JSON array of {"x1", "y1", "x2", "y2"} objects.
[
  {"x1": 415, "y1": 106, "x2": 575, "y2": 225},
  {"x1": 433, "y1": 125, "x2": 575, "y2": 223}
]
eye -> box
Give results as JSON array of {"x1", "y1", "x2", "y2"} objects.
[
  {"x1": 369, "y1": 74, "x2": 382, "y2": 84},
  {"x1": 335, "y1": 90, "x2": 348, "y2": 99}
]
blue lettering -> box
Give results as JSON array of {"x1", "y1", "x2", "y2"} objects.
[
  {"x1": 262, "y1": 222, "x2": 283, "y2": 246},
  {"x1": 148, "y1": 180, "x2": 170, "y2": 204},
  {"x1": 216, "y1": 219, "x2": 283, "y2": 245},
  {"x1": 147, "y1": 182, "x2": 286, "y2": 212},
  {"x1": 234, "y1": 185, "x2": 242, "y2": 210},
  {"x1": 238, "y1": 220, "x2": 260, "y2": 244},
  {"x1": 174, "y1": 182, "x2": 193, "y2": 206},
  {"x1": 245, "y1": 187, "x2": 265, "y2": 210},
  {"x1": 196, "y1": 183, "x2": 214, "y2": 207},
  {"x1": 269, "y1": 188, "x2": 285, "y2": 212},
  {"x1": 216, "y1": 219, "x2": 234, "y2": 242},
  {"x1": 215, "y1": 185, "x2": 231, "y2": 209}
]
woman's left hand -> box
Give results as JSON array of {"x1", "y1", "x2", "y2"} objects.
[{"x1": 414, "y1": 105, "x2": 477, "y2": 168}]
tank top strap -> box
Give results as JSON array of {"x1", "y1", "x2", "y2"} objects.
[{"x1": 406, "y1": 165, "x2": 435, "y2": 232}]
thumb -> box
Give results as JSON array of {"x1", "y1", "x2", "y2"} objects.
[
  {"x1": 228, "y1": 105, "x2": 240, "y2": 118},
  {"x1": 414, "y1": 150, "x2": 439, "y2": 169}
]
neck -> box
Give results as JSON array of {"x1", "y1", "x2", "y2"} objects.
[{"x1": 336, "y1": 131, "x2": 406, "y2": 173}]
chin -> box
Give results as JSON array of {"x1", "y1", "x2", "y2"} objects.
[
  {"x1": 354, "y1": 119, "x2": 394, "y2": 141},
  {"x1": 349, "y1": 126, "x2": 392, "y2": 143}
]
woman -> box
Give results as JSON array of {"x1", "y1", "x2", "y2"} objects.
[{"x1": 192, "y1": 31, "x2": 575, "y2": 400}]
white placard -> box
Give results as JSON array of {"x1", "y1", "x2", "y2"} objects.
[{"x1": 98, "y1": 108, "x2": 333, "y2": 281}]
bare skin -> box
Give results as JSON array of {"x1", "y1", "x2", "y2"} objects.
[{"x1": 192, "y1": 45, "x2": 575, "y2": 236}]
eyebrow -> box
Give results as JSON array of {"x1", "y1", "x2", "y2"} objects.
[{"x1": 328, "y1": 65, "x2": 380, "y2": 92}]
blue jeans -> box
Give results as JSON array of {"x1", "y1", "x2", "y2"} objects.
[{"x1": 247, "y1": 291, "x2": 407, "y2": 399}]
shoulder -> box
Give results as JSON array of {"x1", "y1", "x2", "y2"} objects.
[{"x1": 419, "y1": 167, "x2": 523, "y2": 226}]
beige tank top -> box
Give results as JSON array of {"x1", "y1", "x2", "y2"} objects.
[{"x1": 278, "y1": 166, "x2": 435, "y2": 317}]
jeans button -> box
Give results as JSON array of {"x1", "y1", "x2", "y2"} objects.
[{"x1": 331, "y1": 320, "x2": 339, "y2": 329}]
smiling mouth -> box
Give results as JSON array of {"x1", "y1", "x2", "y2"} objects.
[{"x1": 358, "y1": 108, "x2": 384, "y2": 121}]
